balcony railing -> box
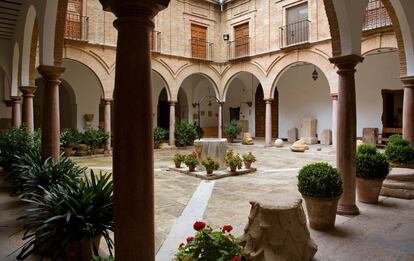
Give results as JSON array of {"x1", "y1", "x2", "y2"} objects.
[
  {"x1": 363, "y1": 0, "x2": 392, "y2": 31},
  {"x1": 190, "y1": 38, "x2": 214, "y2": 60},
  {"x1": 279, "y1": 20, "x2": 310, "y2": 48},
  {"x1": 64, "y1": 13, "x2": 89, "y2": 42},
  {"x1": 150, "y1": 31, "x2": 162, "y2": 53},
  {"x1": 227, "y1": 36, "x2": 250, "y2": 60}
]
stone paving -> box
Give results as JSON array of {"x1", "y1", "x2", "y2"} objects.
[{"x1": 0, "y1": 140, "x2": 413, "y2": 260}]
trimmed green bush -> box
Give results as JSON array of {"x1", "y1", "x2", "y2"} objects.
[
  {"x1": 297, "y1": 162, "x2": 343, "y2": 198},
  {"x1": 153, "y1": 127, "x2": 168, "y2": 147},
  {"x1": 388, "y1": 134, "x2": 404, "y2": 145},
  {"x1": 356, "y1": 146, "x2": 389, "y2": 179},
  {"x1": 385, "y1": 144, "x2": 414, "y2": 164},
  {"x1": 224, "y1": 120, "x2": 242, "y2": 142},
  {"x1": 357, "y1": 144, "x2": 377, "y2": 156},
  {"x1": 175, "y1": 121, "x2": 198, "y2": 147}
]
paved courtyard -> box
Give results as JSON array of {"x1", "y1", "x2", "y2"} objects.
[{"x1": 0, "y1": 141, "x2": 413, "y2": 260}]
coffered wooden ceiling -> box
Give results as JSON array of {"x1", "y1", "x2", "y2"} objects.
[{"x1": 0, "y1": 0, "x2": 23, "y2": 40}]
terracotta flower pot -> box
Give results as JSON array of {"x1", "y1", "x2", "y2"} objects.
[
  {"x1": 64, "y1": 147, "x2": 73, "y2": 157},
  {"x1": 302, "y1": 195, "x2": 340, "y2": 231},
  {"x1": 244, "y1": 161, "x2": 252, "y2": 169},
  {"x1": 174, "y1": 161, "x2": 181, "y2": 168},
  {"x1": 188, "y1": 165, "x2": 195, "y2": 172},
  {"x1": 206, "y1": 169, "x2": 213, "y2": 176},
  {"x1": 230, "y1": 166, "x2": 237, "y2": 173},
  {"x1": 356, "y1": 177, "x2": 384, "y2": 204},
  {"x1": 65, "y1": 236, "x2": 101, "y2": 261}
]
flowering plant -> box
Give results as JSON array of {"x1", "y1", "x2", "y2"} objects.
[
  {"x1": 175, "y1": 221, "x2": 243, "y2": 261},
  {"x1": 184, "y1": 151, "x2": 199, "y2": 168},
  {"x1": 201, "y1": 157, "x2": 219, "y2": 174},
  {"x1": 242, "y1": 152, "x2": 256, "y2": 163},
  {"x1": 225, "y1": 150, "x2": 243, "y2": 170}
]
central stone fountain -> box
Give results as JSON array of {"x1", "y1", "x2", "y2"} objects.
[{"x1": 194, "y1": 138, "x2": 228, "y2": 170}]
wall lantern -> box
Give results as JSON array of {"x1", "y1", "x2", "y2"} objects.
[
  {"x1": 223, "y1": 34, "x2": 230, "y2": 41},
  {"x1": 312, "y1": 67, "x2": 318, "y2": 81}
]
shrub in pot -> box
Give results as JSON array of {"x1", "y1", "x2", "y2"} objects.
[
  {"x1": 173, "y1": 153, "x2": 186, "y2": 168},
  {"x1": 297, "y1": 162, "x2": 343, "y2": 231},
  {"x1": 184, "y1": 152, "x2": 199, "y2": 172},
  {"x1": 154, "y1": 127, "x2": 169, "y2": 149},
  {"x1": 226, "y1": 150, "x2": 243, "y2": 173},
  {"x1": 201, "y1": 157, "x2": 219, "y2": 175},
  {"x1": 356, "y1": 144, "x2": 390, "y2": 204},
  {"x1": 175, "y1": 121, "x2": 198, "y2": 147},
  {"x1": 60, "y1": 129, "x2": 81, "y2": 157},
  {"x1": 224, "y1": 120, "x2": 242, "y2": 143},
  {"x1": 242, "y1": 152, "x2": 256, "y2": 169},
  {"x1": 83, "y1": 128, "x2": 108, "y2": 155},
  {"x1": 385, "y1": 135, "x2": 414, "y2": 167},
  {"x1": 17, "y1": 171, "x2": 114, "y2": 261}
]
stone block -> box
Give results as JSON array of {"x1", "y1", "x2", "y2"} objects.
[
  {"x1": 320, "y1": 129, "x2": 332, "y2": 145},
  {"x1": 300, "y1": 117, "x2": 318, "y2": 144},
  {"x1": 274, "y1": 138, "x2": 284, "y2": 147},
  {"x1": 362, "y1": 128, "x2": 378, "y2": 145},
  {"x1": 288, "y1": 128, "x2": 298, "y2": 143},
  {"x1": 242, "y1": 198, "x2": 318, "y2": 261}
]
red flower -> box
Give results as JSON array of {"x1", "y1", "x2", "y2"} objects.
[
  {"x1": 231, "y1": 256, "x2": 241, "y2": 261},
  {"x1": 178, "y1": 243, "x2": 185, "y2": 249},
  {"x1": 222, "y1": 225, "x2": 233, "y2": 233},
  {"x1": 193, "y1": 221, "x2": 206, "y2": 231},
  {"x1": 186, "y1": 236, "x2": 194, "y2": 243},
  {"x1": 192, "y1": 151, "x2": 197, "y2": 157}
]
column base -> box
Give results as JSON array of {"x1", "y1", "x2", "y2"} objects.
[
  {"x1": 264, "y1": 143, "x2": 273, "y2": 148},
  {"x1": 337, "y1": 204, "x2": 359, "y2": 216}
]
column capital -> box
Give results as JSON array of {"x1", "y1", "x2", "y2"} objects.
[
  {"x1": 168, "y1": 100, "x2": 177, "y2": 105},
  {"x1": 401, "y1": 76, "x2": 414, "y2": 87},
  {"x1": 264, "y1": 98, "x2": 273, "y2": 104},
  {"x1": 3, "y1": 99, "x2": 12, "y2": 107},
  {"x1": 37, "y1": 65, "x2": 65, "y2": 81},
  {"x1": 218, "y1": 101, "x2": 224, "y2": 105},
  {"x1": 103, "y1": 98, "x2": 113, "y2": 103},
  {"x1": 330, "y1": 93, "x2": 338, "y2": 100},
  {"x1": 19, "y1": 86, "x2": 37, "y2": 97},
  {"x1": 10, "y1": 96, "x2": 21, "y2": 102},
  {"x1": 329, "y1": 54, "x2": 364, "y2": 73}
]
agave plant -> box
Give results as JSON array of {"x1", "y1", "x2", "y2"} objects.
[
  {"x1": 11, "y1": 151, "x2": 86, "y2": 198},
  {"x1": 16, "y1": 171, "x2": 114, "y2": 260}
]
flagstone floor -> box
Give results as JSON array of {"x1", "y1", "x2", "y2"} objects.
[{"x1": 0, "y1": 140, "x2": 413, "y2": 260}]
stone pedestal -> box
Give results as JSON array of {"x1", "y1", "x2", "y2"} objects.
[
  {"x1": 362, "y1": 128, "x2": 378, "y2": 145},
  {"x1": 19, "y1": 86, "x2": 37, "y2": 132},
  {"x1": 300, "y1": 117, "x2": 317, "y2": 144},
  {"x1": 194, "y1": 138, "x2": 227, "y2": 170},
  {"x1": 242, "y1": 199, "x2": 318, "y2": 261},
  {"x1": 288, "y1": 128, "x2": 298, "y2": 143},
  {"x1": 84, "y1": 114, "x2": 94, "y2": 129},
  {"x1": 274, "y1": 138, "x2": 284, "y2": 147},
  {"x1": 320, "y1": 129, "x2": 332, "y2": 145}
]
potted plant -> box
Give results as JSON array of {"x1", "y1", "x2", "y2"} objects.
[
  {"x1": 201, "y1": 157, "x2": 219, "y2": 175},
  {"x1": 83, "y1": 128, "x2": 107, "y2": 155},
  {"x1": 175, "y1": 221, "x2": 243, "y2": 261},
  {"x1": 17, "y1": 171, "x2": 114, "y2": 261},
  {"x1": 242, "y1": 152, "x2": 256, "y2": 169},
  {"x1": 356, "y1": 144, "x2": 390, "y2": 204},
  {"x1": 175, "y1": 121, "x2": 198, "y2": 147},
  {"x1": 224, "y1": 120, "x2": 242, "y2": 143},
  {"x1": 153, "y1": 127, "x2": 169, "y2": 149},
  {"x1": 184, "y1": 152, "x2": 199, "y2": 172},
  {"x1": 60, "y1": 130, "x2": 80, "y2": 157},
  {"x1": 173, "y1": 153, "x2": 186, "y2": 168},
  {"x1": 297, "y1": 162, "x2": 343, "y2": 231},
  {"x1": 385, "y1": 134, "x2": 414, "y2": 168},
  {"x1": 226, "y1": 150, "x2": 243, "y2": 173}
]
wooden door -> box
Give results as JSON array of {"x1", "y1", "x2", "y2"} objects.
[
  {"x1": 229, "y1": 107, "x2": 240, "y2": 121},
  {"x1": 255, "y1": 86, "x2": 278, "y2": 138},
  {"x1": 234, "y1": 23, "x2": 249, "y2": 57},
  {"x1": 191, "y1": 24, "x2": 207, "y2": 59}
]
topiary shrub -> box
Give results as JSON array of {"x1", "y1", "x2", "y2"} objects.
[
  {"x1": 224, "y1": 120, "x2": 242, "y2": 142},
  {"x1": 356, "y1": 145, "x2": 389, "y2": 179},
  {"x1": 153, "y1": 127, "x2": 168, "y2": 148},
  {"x1": 388, "y1": 134, "x2": 403, "y2": 145},
  {"x1": 385, "y1": 135, "x2": 414, "y2": 165},
  {"x1": 175, "y1": 121, "x2": 198, "y2": 147},
  {"x1": 297, "y1": 162, "x2": 343, "y2": 198},
  {"x1": 357, "y1": 144, "x2": 377, "y2": 156}
]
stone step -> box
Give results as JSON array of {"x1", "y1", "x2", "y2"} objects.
[
  {"x1": 380, "y1": 187, "x2": 414, "y2": 200},
  {"x1": 385, "y1": 168, "x2": 414, "y2": 182},
  {"x1": 383, "y1": 180, "x2": 414, "y2": 190}
]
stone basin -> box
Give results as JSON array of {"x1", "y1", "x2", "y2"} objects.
[{"x1": 194, "y1": 138, "x2": 228, "y2": 170}]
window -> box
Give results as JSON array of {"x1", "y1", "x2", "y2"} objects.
[
  {"x1": 234, "y1": 23, "x2": 249, "y2": 58},
  {"x1": 284, "y1": 3, "x2": 309, "y2": 46},
  {"x1": 191, "y1": 24, "x2": 207, "y2": 59},
  {"x1": 363, "y1": 0, "x2": 392, "y2": 31},
  {"x1": 65, "y1": 0, "x2": 88, "y2": 41}
]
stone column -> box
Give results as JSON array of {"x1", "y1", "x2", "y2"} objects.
[
  {"x1": 264, "y1": 98, "x2": 273, "y2": 147},
  {"x1": 218, "y1": 102, "x2": 223, "y2": 138},
  {"x1": 169, "y1": 101, "x2": 176, "y2": 146},
  {"x1": 331, "y1": 93, "x2": 338, "y2": 148},
  {"x1": 37, "y1": 65, "x2": 65, "y2": 161},
  {"x1": 19, "y1": 86, "x2": 37, "y2": 132},
  {"x1": 329, "y1": 54, "x2": 363, "y2": 216},
  {"x1": 104, "y1": 98, "x2": 112, "y2": 156},
  {"x1": 401, "y1": 76, "x2": 414, "y2": 145},
  {"x1": 10, "y1": 96, "x2": 21, "y2": 128},
  {"x1": 105, "y1": 1, "x2": 170, "y2": 260}
]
